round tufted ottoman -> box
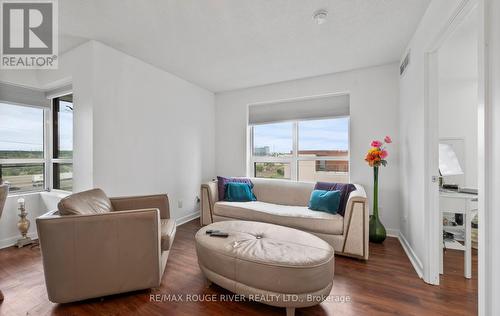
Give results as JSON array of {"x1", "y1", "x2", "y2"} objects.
[{"x1": 195, "y1": 220, "x2": 334, "y2": 316}]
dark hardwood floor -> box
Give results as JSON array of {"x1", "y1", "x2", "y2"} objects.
[{"x1": 0, "y1": 220, "x2": 477, "y2": 316}]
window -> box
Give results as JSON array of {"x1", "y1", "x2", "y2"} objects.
[
  {"x1": 0, "y1": 93, "x2": 74, "y2": 194},
  {"x1": 53, "y1": 163, "x2": 73, "y2": 191},
  {"x1": 254, "y1": 162, "x2": 291, "y2": 179},
  {"x1": 253, "y1": 122, "x2": 293, "y2": 157},
  {"x1": 250, "y1": 117, "x2": 349, "y2": 183},
  {"x1": 52, "y1": 94, "x2": 73, "y2": 191},
  {"x1": 0, "y1": 103, "x2": 46, "y2": 193},
  {"x1": 297, "y1": 117, "x2": 349, "y2": 183}
]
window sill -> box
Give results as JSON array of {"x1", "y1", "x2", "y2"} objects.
[
  {"x1": 7, "y1": 190, "x2": 47, "y2": 198},
  {"x1": 41, "y1": 190, "x2": 71, "y2": 199}
]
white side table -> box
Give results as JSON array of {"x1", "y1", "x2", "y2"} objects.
[{"x1": 439, "y1": 190, "x2": 478, "y2": 279}]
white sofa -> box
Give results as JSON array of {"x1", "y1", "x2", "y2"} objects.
[{"x1": 201, "y1": 178, "x2": 369, "y2": 260}]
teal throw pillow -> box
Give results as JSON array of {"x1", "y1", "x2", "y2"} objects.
[
  {"x1": 308, "y1": 189, "x2": 341, "y2": 214},
  {"x1": 225, "y1": 182, "x2": 257, "y2": 202}
]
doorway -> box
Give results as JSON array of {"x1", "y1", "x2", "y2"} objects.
[
  {"x1": 437, "y1": 6, "x2": 479, "y2": 281},
  {"x1": 424, "y1": 0, "x2": 482, "y2": 314}
]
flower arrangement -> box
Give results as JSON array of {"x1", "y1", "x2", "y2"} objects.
[
  {"x1": 365, "y1": 136, "x2": 392, "y2": 243},
  {"x1": 365, "y1": 136, "x2": 392, "y2": 167}
]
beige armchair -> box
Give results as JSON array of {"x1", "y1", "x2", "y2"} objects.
[
  {"x1": 36, "y1": 188, "x2": 176, "y2": 303},
  {"x1": 0, "y1": 183, "x2": 8, "y2": 302}
]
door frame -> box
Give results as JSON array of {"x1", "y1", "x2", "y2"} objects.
[{"x1": 423, "y1": 0, "x2": 490, "y2": 315}]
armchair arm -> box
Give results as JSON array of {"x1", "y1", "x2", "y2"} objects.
[
  {"x1": 110, "y1": 194, "x2": 170, "y2": 219},
  {"x1": 342, "y1": 184, "x2": 369, "y2": 260},
  {"x1": 201, "y1": 181, "x2": 218, "y2": 225},
  {"x1": 36, "y1": 209, "x2": 162, "y2": 303}
]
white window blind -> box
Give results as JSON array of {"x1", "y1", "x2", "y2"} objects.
[
  {"x1": 248, "y1": 94, "x2": 349, "y2": 125},
  {"x1": 0, "y1": 82, "x2": 50, "y2": 108}
]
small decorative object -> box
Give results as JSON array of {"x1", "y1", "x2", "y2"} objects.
[
  {"x1": 16, "y1": 198, "x2": 34, "y2": 248},
  {"x1": 365, "y1": 136, "x2": 392, "y2": 243}
]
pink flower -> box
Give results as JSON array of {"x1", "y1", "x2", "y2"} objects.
[
  {"x1": 384, "y1": 136, "x2": 392, "y2": 144},
  {"x1": 380, "y1": 150, "x2": 388, "y2": 159},
  {"x1": 371, "y1": 140, "x2": 383, "y2": 148}
]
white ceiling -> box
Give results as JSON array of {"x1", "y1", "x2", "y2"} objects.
[{"x1": 59, "y1": 0, "x2": 431, "y2": 92}]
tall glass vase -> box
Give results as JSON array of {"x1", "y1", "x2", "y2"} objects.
[{"x1": 369, "y1": 166, "x2": 386, "y2": 243}]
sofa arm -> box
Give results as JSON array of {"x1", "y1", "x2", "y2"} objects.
[
  {"x1": 342, "y1": 184, "x2": 369, "y2": 260},
  {"x1": 36, "y1": 209, "x2": 162, "y2": 303},
  {"x1": 110, "y1": 194, "x2": 170, "y2": 219},
  {"x1": 201, "y1": 181, "x2": 218, "y2": 225}
]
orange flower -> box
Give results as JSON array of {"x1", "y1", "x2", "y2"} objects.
[{"x1": 366, "y1": 136, "x2": 391, "y2": 168}]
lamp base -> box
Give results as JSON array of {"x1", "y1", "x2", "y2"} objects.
[{"x1": 16, "y1": 236, "x2": 34, "y2": 248}]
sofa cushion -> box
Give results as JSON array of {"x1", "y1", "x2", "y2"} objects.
[
  {"x1": 251, "y1": 178, "x2": 315, "y2": 206},
  {"x1": 213, "y1": 201, "x2": 343, "y2": 235},
  {"x1": 308, "y1": 189, "x2": 341, "y2": 214},
  {"x1": 217, "y1": 176, "x2": 253, "y2": 201},
  {"x1": 58, "y1": 188, "x2": 114, "y2": 216},
  {"x1": 161, "y1": 219, "x2": 176, "y2": 251},
  {"x1": 314, "y1": 182, "x2": 356, "y2": 216},
  {"x1": 225, "y1": 183, "x2": 256, "y2": 202}
]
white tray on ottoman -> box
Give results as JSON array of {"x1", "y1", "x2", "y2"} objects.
[{"x1": 195, "y1": 220, "x2": 335, "y2": 316}]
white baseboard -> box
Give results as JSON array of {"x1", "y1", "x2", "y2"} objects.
[
  {"x1": 176, "y1": 210, "x2": 200, "y2": 227},
  {"x1": 386, "y1": 228, "x2": 400, "y2": 238},
  {"x1": 398, "y1": 232, "x2": 424, "y2": 278},
  {"x1": 0, "y1": 232, "x2": 38, "y2": 250}
]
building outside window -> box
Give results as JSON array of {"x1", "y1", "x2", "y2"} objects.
[
  {"x1": 250, "y1": 117, "x2": 349, "y2": 183},
  {"x1": 0, "y1": 93, "x2": 73, "y2": 194}
]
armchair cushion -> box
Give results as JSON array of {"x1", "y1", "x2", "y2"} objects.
[
  {"x1": 160, "y1": 219, "x2": 176, "y2": 251},
  {"x1": 58, "y1": 188, "x2": 114, "y2": 216},
  {"x1": 214, "y1": 201, "x2": 343, "y2": 235}
]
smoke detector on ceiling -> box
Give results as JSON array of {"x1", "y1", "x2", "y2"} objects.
[{"x1": 313, "y1": 9, "x2": 328, "y2": 25}]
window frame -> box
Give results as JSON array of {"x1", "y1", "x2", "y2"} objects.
[
  {"x1": 0, "y1": 103, "x2": 48, "y2": 194},
  {"x1": 50, "y1": 94, "x2": 73, "y2": 192},
  {"x1": 249, "y1": 116, "x2": 350, "y2": 182},
  {"x1": 0, "y1": 93, "x2": 73, "y2": 195}
]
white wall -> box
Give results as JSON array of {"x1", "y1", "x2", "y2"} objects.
[
  {"x1": 215, "y1": 63, "x2": 401, "y2": 233},
  {"x1": 38, "y1": 41, "x2": 95, "y2": 192},
  {"x1": 36, "y1": 40, "x2": 216, "y2": 222},
  {"x1": 90, "y1": 42, "x2": 215, "y2": 220},
  {"x1": 438, "y1": 79, "x2": 478, "y2": 187},
  {"x1": 438, "y1": 9, "x2": 478, "y2": 188},
  {"x1": 484, "y1": 0, "x2": 500, "y2": 313},
  {"x1": 399, "y1": 0, "x2": 463, "y2": 274}
]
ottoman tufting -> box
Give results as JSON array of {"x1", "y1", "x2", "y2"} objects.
[{"x1": 195, "y1": 220, "x2": 335, "y2": 316}]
